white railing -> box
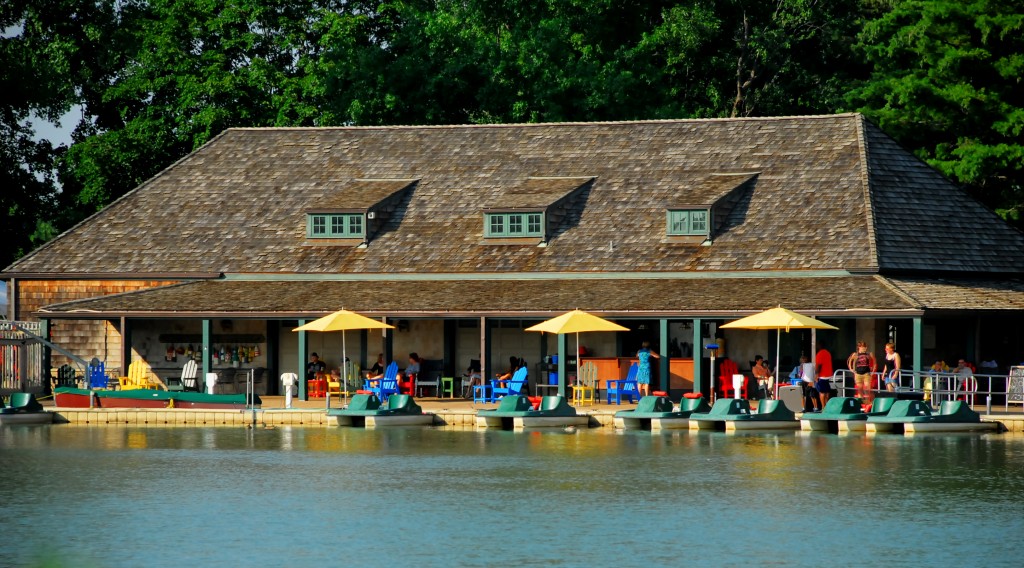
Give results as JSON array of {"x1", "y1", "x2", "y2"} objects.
[{"x1": 828, "y1": 369, "x2": 1021, "y2": 413}]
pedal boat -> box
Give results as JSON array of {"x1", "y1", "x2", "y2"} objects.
[
  {"x1": 476, "y1": 395, "x2": 590, "y2": 430},
  {"x1": 800, "y1": 397, "x2": 896, "y2": 433},
  {"x1": 327, "y1": 394, "x2": 435, "y2": 427},
  {"x1": 866, "y1": 400, "x2": 1000, "y2": 434},
  {"x1": 614, "y1": 395, "x2": 711, "y2": 430},
  {"x1": 688, "y1": 398, "x2": 800, "y2": 431}
]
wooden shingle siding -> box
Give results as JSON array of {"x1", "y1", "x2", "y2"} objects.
[{"x1": 16, "y1": 280, "x2": 179, "y2": 372}]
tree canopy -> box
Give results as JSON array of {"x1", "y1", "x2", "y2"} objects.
[{"x1": 2, "y1": 0, "x2": 1021, "y2": 268}]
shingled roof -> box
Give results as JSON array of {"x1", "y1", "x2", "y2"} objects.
[{"x1": 7, "y1": 114, "x2": 1024, "y2": 277}]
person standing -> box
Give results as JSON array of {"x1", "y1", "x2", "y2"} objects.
[
  {"x1": 815, "y1": 345, "x2": 835, "y2": 405},
  {"x1": 847, "y1": 341, "x2": 877, "y2": 408},
  {"x1": 636, "y1": 341, "x2": 659, "y2": 397},
  {"x1": 882, "y1": 342, "x2": 901, "y2": 392}
]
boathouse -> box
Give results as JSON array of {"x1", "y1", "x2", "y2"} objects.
[{"x1": 5, "y1": 114, "x2": 1024, "y2": 398}]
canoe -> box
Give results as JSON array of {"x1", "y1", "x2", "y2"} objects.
[
  {"x1": 689, "y1": 399, "x2": 800, "y2": 431},
  {"x1": 328, "y1": 394, "x2": 435, "y2": 428},
  {"x1": 476, "y1": 395, "x2": 589, "y2": 430},
  {"x1": 53, "y1": 387, "x2": 260, "y2": 409},
  {"x1": 0, "y1": 393, "x2": 54, "y2": 425},
  {"x1": 614, "y1": 395, "x2": 711, "y2": 430},
  {"x1": 866, "y1": 400, "x2": 1000, "y2": 434}
]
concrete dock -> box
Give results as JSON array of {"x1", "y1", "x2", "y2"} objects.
[{"x1": 39, "y1": 395, "x2": 1024, "y2": 431}]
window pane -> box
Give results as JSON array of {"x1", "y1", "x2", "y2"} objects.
[
  {"x1": 690, "y1": 211, "x2": 707, "y2": 232},
  {"x1": 311, "y1": 215, "x2": 326, "y2": 236},
  {"x1": 348, "y1": 215, "x2": 363, "y2": 235},
  {"x1": 669, "y1": 211, "x2": 687, "y2": 234},
  {"x1": 508, "y1": 214, "x2": 523, "y2": 234},
  {"x1": 527, "y1": 213, "x2": 542, "y2": 234},
  {"x1": 489, "y1": 215, "x2": 504, "y2": 235},
  {"x1": 331, "y1": 215, "x2": 345, "y2": 235}
]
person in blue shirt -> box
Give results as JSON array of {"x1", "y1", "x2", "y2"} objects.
[{"x1": 636, "y1": 341, "x2": 660, "y2": 397}]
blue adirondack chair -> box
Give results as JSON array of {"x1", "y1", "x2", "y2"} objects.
[
  {"x1": 606, "y1": 363, "x2": 640, "y2": 404},
  {"x1": 87, "y1": 361, "x2": 108, "y2": 389},
  {"x1": 492, "y1": 366, "x2": 528, "y2": 399},
  {"x1": 369, "y1": 361, "x2": 400, "y2": 402}
]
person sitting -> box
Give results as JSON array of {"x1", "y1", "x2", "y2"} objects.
[
  {"x1": 930, "y1": 359, "x2": 949, "y2": 374},
  {"x1": 752, "y1": 355, "x2": 773, "y2": 395},
  {"x1": 398, "y1": 353, "x2": 421, "y2": 395},
  {"x1": 495, "y1": 356, "x2": 523, "y2": 387},
  {"x1": 461, "y1": 358, "x2": 483, "y2": 398},
  {"x1": 368, "y1": 353, "x2": 386, "y2": 378},
  {"x1": 306, "y1": 352, "x2": 326, "y2": 382}
]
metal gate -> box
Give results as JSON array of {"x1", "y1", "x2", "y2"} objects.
[{"x1": 0, "y1": 321, "x2": 44, "y2": 392}]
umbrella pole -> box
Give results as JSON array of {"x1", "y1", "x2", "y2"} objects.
[
  {"x1": 774, "y1": 329, "x2": 781, "y2": 399},
  {"x1": 342, "y1": 331, "x2": 348, "y2": 406}
]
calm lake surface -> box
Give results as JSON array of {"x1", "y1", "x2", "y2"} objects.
[{"x1": 2, "y1": 425, "x2": 1023, "y2": 568}]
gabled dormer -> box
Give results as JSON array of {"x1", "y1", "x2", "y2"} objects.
[
  {"x1": 664, "y1": 172, "x2": 758, "y2": 245},
  {"x1": 305, "y1": 178, "x2": 418, "y2": 247},
  {"x1": 483, "y1": 176, "x2": 594, "y2": 245}
]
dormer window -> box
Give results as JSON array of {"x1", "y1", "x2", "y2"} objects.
[
  {"x1": 485, "y1": 212, "x2": 544, "y2": 238},
  {"x1": 307, "y1": 213, "x2": 364, "y2": 238},
  {"x1": 667, "y1": 209, "x2": 709, "y2": 236}
]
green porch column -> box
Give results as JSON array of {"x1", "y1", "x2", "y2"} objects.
[
  {"x1": 201, "y1": 319, "x2": 212, "y2": 380},
  {"x1": 40, "y1": 319, "x2": 51, "y2": 392},
  {"x1": 557, "y1": 333, "x2": 567, "y2": 397},
  {"x1": 912, "y1": 316, "x2": 923, "y2": 390},
  {"x1": 120, "y1": 316, "x2": 132, "y2": 376},
  {"x1": 297, "y1": 320, "x2": 307, "y2": 400},
  {"x1": 692, "y1": 318, "x2": 703, "y2": 396},
  {"x1": 659, "y1": 318, "x2": 670, "y2": 392}
]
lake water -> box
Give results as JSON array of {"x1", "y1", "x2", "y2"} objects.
[{"x1": 2, "y1": 425, "x2": 1023, "y2": 568}]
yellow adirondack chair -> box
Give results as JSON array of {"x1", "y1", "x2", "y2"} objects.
[{"x1": 118, "y1": 361, "x2": 165, "y2": 390}]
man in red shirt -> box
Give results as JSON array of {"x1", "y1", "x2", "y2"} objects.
[{"x1": 815, "y1": 345, "x2": 835, "y2": 405}]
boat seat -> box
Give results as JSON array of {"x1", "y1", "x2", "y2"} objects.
[{"x1": 8, "y1": 392, "x2": 44, "y2": 412}]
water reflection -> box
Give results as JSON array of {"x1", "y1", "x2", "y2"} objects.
[{"x1": 1, "y1": 426, "x2": 1022, "y2": 567}]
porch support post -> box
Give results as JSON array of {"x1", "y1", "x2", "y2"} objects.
[
  {"x1": 557, "y1": 333, "x2": 567, "y2": 397},
  {"x1": 480, "y1": 316, "x2": 489, "y2": 387},
  {"x1": 692, "y1": 318, "x2": 703, "y2": 396},
  {"x1": 201, "y1": 319, "x2": 212, "y2": 380},
  {"x1": 297, "y1": 320, "x2": 307, "y2": 400},
  {"x1": 912, "y1": 316, "x2": 923, "y2": 390},
  {"x1": 41, "y1": 318, "x2": 51, "y2": 392},
  {"x1": 120, "y1": 316, "x2": 131, "y2": 377},
  {"x1": 659, "y1": 318, "x2": 670, "y2": 393}
]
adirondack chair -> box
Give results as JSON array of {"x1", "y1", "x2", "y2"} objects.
[
  {"x1": 53, "y1": 364, "x2": 78, "y2": 390},
  {"x1": 87, "y1": 361, "x2": 108, "y2": 389},
  {"x1": 368, "y1": 361, "x2": 400, "y2": 402},
  {"x1": 167, "y1": 359, "x2": 197, "y2": 392},
  {"x1": 119, "y1": 361, "x2": 163, "y2": 390},
  {"x1": 607, "y1": 363, "x2": 640, "y2": 404},
  {"x1": 493, "y1": 367, "x2": 528, "y2": 399},
  {"x1": 572, "y1": 361, "x2": 598, "y2": 406}
]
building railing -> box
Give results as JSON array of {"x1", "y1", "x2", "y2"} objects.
[
  {"x1": 828, "y1": 369, "x2": 1024, "y2": 413},
  {"x1": 0, "y1": 321, "x2": 44, "y2": 391}
]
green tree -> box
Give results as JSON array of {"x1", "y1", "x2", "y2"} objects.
[{"x1": 848, "y1": 0, "x2": 1024, "y2": 219}]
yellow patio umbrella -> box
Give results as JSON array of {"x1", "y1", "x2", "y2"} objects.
[
  {"x1": 720, "y1": 306, "x2": 838, "y2": 398},
  {"x1": 525, "y1": 309, "x2": 629, "y2": 396},
  {"x1": 293, "y1": 310, "x2": 394, "y2": 403}
]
